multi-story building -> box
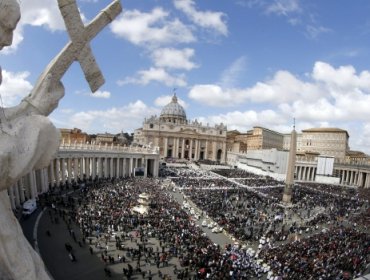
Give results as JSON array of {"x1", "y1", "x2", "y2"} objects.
[
  {"x1": 246, "y1": 126, "x2": 284, "y2": 150},
  {"x1": 284, "y1": 128, "x2": 349, "y2": 159},
  {"x1": 226, "y1": 130, "x2": 248, "y2": 153},
  {"x1": 226, "y1": 126, "x2": 284, "y2": 153},
  {"x1": 60, "y1": 128, "x2": 90, "y2": 144},
  {"x1": 95, "y1": 133, "x2": 115, "y2": 145},
  {"x1": 134, "y1": 94, "x2": 227, "y2": 162}
]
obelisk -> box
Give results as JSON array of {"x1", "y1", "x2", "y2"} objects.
[{"x1": 282, "y1": 122, "x2": 297, "y2": 204}]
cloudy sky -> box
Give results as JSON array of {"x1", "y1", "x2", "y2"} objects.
[{"x1": 1, "y1": 0, "x2": 370, "y2": 154}]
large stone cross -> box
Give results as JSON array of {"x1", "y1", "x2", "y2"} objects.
[{"x1": 33, "y1": 0, "x2": 122, "y2": 94}]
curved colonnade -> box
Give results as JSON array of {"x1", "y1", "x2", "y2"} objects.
[{"x1": 6, "y1": 143, "x2": 160, "y2": 210}]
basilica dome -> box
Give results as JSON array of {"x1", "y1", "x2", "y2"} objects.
[{"x1": 160, "y1": 94, "x2": 187, "y2": 123}]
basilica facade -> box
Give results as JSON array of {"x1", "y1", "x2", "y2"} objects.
[{"x1": 134, "y1": 95, "x2": 227, "y2": 163}]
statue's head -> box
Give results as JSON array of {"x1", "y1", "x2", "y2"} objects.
[{"x1": 0, "y1": 0, "x2": 21, "y2": 50}]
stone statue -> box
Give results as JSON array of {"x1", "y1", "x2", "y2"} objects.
[{"x1": 0, "y1": 0, "x2": 122, "y2": 279}]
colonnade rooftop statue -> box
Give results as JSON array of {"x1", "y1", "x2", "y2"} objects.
[{"x1": 0, "y1": 0, "x2": 122, "y2": 279}]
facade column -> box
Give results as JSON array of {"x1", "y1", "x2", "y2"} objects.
[
  {"x1": 189, "y1": 139, "x2": 193, "y2": 160},
  {"x1": 164, "y1": 137, "x2": 168, "y2": 158},
  {"x1": 194, "y1": 140, "x2": 198, "y2": 161},
  {"x1": 174, "y1": 138, "x2": 179, "y2": 158},
  {"x1": 205, "y1": 140, "x2": 208, "y2": 160},
  {"x1": 222, "y1": 141, "x2": 227, "y2": 163},
  {"x1": 181, "y1": 138, "x2": 185, "y2": 159},
  {"x1": 212, "y1": 141, "x2": 217, "y2": 161}
]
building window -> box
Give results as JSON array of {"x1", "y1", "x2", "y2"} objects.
[
  {"x1": 220, "y1": 130, "x2": 223, "y2": 135},
  {"x1": 149, "y1": 124, "x2": 154, "y2": 129}
]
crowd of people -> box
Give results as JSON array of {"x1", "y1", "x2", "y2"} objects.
[{"x1": 39, "y1": 164, "x2": 370, "y2": 279}]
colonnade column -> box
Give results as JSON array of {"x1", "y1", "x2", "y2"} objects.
[
  {"x1": 55, "y1": 159, "x2": 61, "y2": 187},
  {"x1": 42, "y1": 168, "x2": 49, "y2": 192},
  {"x1": 98, "y1": 158, "x2": 103, "y2": 178},
  {"x1": 104, "y1": 157, "x2": 108, "y2": 178},
  {"x1": 18, "y1": 181, "x2": 25, "y2": 203},
  {"x1": 61, "y1": 158, "x2": 66, "y2": 184},
  {"x1": 122, "y1": 158, "x2": 127, "y2": 177},
  {"x1": 110, "y1": 157, "x2": 114, "y2": 178},
  {"x1": 67, "y1": 158, "x2": 72, "y2": 184},
  {"x1": 49, "y1": 160, "x2": 55, "y2": 188},
  {"x1": 144, "y1": 158, "x2": 148, "y2": 177},
  {"x1": 8, "y1": 187, "x2": 15, "y2": 210},
  {"x1": 29, "y1": 171, "x2": 37, "y2": 199},
  {"x1": 91, "y1": 157, "x2": 96, "y2": 179},
  {"x1": 153, "y1": 158, "x2": 159, "y2": 177},
  {"x1": 79, "y1": 158, "x2": 84, "y2": 179},
  {"x1": 74, "y1": 158, "x2": 79, "y2": 180},
  {"x1": 116, "y1": 157, "x2": 120, "y2": 178},
  {"x1": 365, "y1": 173, "x2": 370, "y2": 188},
  {"x1": 14, "y1": 183, "x2": 20, "y2": 207},
  {"x1": 129, "y1": 158, "x2": 133, "y2": 176}
]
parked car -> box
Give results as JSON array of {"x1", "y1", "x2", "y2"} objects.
[{"x1": 22, "y1": 199, "x2": 37, "y2": 216}]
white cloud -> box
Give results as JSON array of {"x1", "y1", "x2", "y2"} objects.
[
  {"x1": 196, "y1": 109, "x2": 287, "y2": 133},
  {"x1": 110, "y1": 8, "x2": 195, "y2": 47},
  {"x1": 154, "y1": 95, "x2": 188, "y2": 108},
  {"x1": 150, "y1": 48, "x2": 198, "y2": 70},
  {"x1": 20, "y1": 0, "x2": 65, "y2": 31},
  {"x1": 65, "y1": 100, "x2": 160, "y2": 133},
  {"x1": 266, "y1": 0, "x2": 301, "y2": 16},
  {"x1": 173, "y1": 0, "x2": 228, "y2": 36},
  {"x1": 1, "y1": 0, "x2": 64, "y2": 53},
  {"x1": 0, "y1": 70, "x2": 33, "y2": 106},
  {"x1": 118, "y1": 67, "x2": 187, "y2": 87},
  {"x1": 90, "y1": 90, "x2": 111, "y2": 99},
  {"x1": 188, "y1": 85, "x2": 247, "y2": 107},
  {"x1": 312, "y1": 61, "x2": 370, "y2": 91},
  {"x1": 188, "y1": 69, "x2": 321, "y2": 107},
  {"x1": 189, "y1": 61, "x2": 370, "y2": 153},
  {"x1": 306, "y1": 25, "x2": 331, "y2": 39},
  {"x1": 220, "y1": 56, "x2": 247, "y2": 88}
]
